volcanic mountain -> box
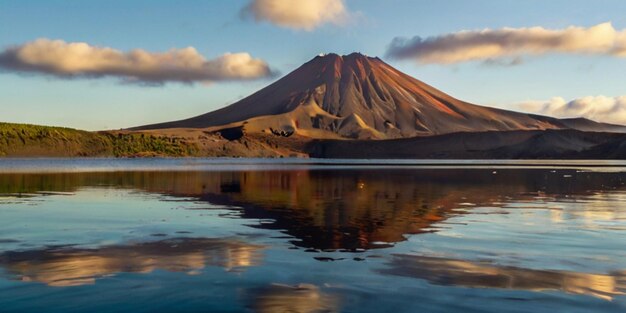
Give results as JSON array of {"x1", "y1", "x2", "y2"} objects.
[{"x1": 134, "y1": 53, "x2": 625, "y2": 139}]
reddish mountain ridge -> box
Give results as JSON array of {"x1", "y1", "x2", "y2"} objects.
[{"x1": 134, "y1": 53, "x2": 626, "y2": 139}]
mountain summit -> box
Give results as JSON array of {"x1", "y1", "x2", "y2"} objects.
[{"x1": 134, "y1": 53, "x2": 624, "y2": 139}]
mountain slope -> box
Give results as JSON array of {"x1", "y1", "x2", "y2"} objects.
[
  {"x1": 308, "y1": 129, "x2": 626, "y2": 159},
  {"x1": 133, "y1": 53, "x2": 626, "y2": 139}
]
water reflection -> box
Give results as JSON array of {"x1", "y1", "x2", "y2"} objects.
[
  {"x1": 249, "y1": 283, "x2": 340, "y2": 313},
  {"x1": 1, "y1": 167, "x2": 626, "y2": 311},
  {"x1": 381, "y1": 254, "x2": 626, "y2": 301},
  {"x1": 1, "y1": 169, "x2": 625, "y2": 250},
  {"x1": 0, "y1": 238, "x2": 263, "y2": 287}
]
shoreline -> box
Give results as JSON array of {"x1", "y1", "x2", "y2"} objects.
[{"x1": 2, "y1": 157, "x2": 626, "y2": 174}]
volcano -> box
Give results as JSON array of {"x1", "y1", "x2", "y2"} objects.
[{"x1": 133, "y1": 53, "x2": 625, "y2": 139}]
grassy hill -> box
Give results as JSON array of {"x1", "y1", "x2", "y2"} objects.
[{"x1": 0, "y1": 123, "x2": 198, "y2": 157}]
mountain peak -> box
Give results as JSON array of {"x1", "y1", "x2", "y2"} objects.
[
  {"x1": 314, "y1": 52, "x2": 378, "y2": 62},
  {"x1": 343, "y1": 52, "x2": 375, "y2": 58}
]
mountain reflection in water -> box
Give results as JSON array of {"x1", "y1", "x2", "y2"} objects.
[
  {"x1": 381, "y1": 254, "x2": 626, "y2": 301},
  {"x1": 1, "y1": 166, "x2": 626, "y2": 312},
  {"x1": 2, "y1": 169, "x2": 625, "y2": 250},
  {"x1": 0, "y1": 238, "x2": 263, "y2": 287}
]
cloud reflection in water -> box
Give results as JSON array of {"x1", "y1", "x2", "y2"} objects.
[
  {"x1": 0, "y1": 238, "x2": 263, "y2": 287},
  {"x1": 380, "y1": 254, "x2": 626, "y2": 301}
]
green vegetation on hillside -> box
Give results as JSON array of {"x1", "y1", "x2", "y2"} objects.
[
  {"x1": 0, "y1": 123, "x2": 198, "y2": 157},
  {"x1": 104, "y1": 133, "x2": 198, "y2": 157}
]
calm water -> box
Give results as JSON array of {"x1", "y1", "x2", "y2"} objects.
[{"x1": 0, "y1": 159, "x2": 625, "y2": 312}]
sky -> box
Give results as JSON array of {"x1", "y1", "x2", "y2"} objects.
[{"x1": 1, "y1": 0, "x2": 626, "y2": 130}]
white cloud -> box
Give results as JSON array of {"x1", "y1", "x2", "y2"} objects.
[
  {"x1": 242, "y1": 0, "x2": 349, "y2": 31},
  {"x1": 0, "y1": 39, "x2": 275, "y2": 84},
  {"x1": 519, "y1": 95, "x2": 626, "y2": 125},
  {"x1": 386, "y1": 22, "x2": 626, "y2": 64}
]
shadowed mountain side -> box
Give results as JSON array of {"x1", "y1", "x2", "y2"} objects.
[
  {"x1": 308, "y1": 129, "x2": 626, "y2": 159},
  {"x1": 564, "y1": 136, "x2": 626, "y2": 159},
  {"x1": 131, "y1": 53, "x2": 626, "y2": 139}
]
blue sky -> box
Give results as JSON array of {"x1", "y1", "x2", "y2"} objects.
[{"x1": 1, "y1": 0, "x2": 625, "y2": 130}]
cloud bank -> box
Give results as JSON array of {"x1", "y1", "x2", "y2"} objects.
[
  {"x1": 0, "y1": 39, "x2": 275, "y2": 84},
  {"x1": 242, "y1": 0, "x2": 348, "y2": 30},
  {"x1": 519, "y1": 95, "x2": 626, "y2": 125},
  {"x1": 386, "y1": 22, "x2": 626, "y2": 64}
]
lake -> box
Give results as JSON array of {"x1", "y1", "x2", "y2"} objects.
[{"x1": 0, "y1": 158, "x2": 625, "y2": 312}]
